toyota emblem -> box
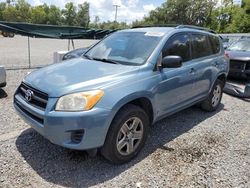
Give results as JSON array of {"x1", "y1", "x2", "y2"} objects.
[{"x1": 25, "y1": 89, "x2": 33, "y2": 102}]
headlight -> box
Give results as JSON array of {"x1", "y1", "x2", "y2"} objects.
[{"x1": 55, "y1": 90, "x2": 104, "y2": 111}]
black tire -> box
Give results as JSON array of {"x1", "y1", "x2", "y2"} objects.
[
  {"x1": 8, "y1": 32, "x2": 14, "y2": 38},
  {"x1": 2, "y1": 32, "x2": 8, "y2": 37},
  {"x1": 101, "y1": 104, "x2": 150, "y2": 164},
  {"x1": 201, "y1": 79, "x2": 223, "y2": 112}
]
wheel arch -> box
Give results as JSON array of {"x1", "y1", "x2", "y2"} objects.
[
  {"x1": 217, "y1": 73, "x2": 227, "y2": 86},
  {"x1": 111, "y1": 93, "x2": 155, "y2": 125}
]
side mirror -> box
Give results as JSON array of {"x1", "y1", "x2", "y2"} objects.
[{"x1": 161, "y1": 56, "x2": 183, "y2": 68}]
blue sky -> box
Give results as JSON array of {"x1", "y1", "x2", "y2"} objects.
[{"x1": 2, "y1": 0, "x2": 166, "y2": 23}]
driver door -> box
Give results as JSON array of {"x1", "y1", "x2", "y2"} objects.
[{"x1": 156, "y1": 33, "x2": 197, "y2": 117}]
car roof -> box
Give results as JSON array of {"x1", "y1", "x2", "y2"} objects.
[
  {"x1": 120, "y1": 25, "x2": 217, "y2": 36},
  {"x1": 122, "y1": 27, "x2": 175, "y2": 34}
]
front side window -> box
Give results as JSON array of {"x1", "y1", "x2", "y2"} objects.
[
  {"x1": 86, "y1": 32, "x2": 163, "y2": 65},
  {"x1": 192, "y1": 34, "x2": 213, "y2": 59},
  {"x1": 162, "y1": 34, "x2": 191, "y2": 62}
]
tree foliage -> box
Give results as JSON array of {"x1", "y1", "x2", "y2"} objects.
[
  {"x1": 134, "y1": 0, "x2": 250, "y2": 33},
  {"x1": 0, "y1": 0, "x2": 90, "y2": 27}
]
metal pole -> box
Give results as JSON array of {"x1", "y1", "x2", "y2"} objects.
[
  {"x1": 113, "y1": 5, "x2": 120, "y2": 22},
  {"x1": 68, "y1": 39, "x2": 70, "y2": 51},
  {"x1": 28, "y1": 36, "x2": 31, "y2": 68},
  {"x1": 71, "y1": 39, "x2": 75, "y2": 50}
]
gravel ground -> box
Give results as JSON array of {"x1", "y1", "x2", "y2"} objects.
[
  {"x1": 0, "y1": 36, "x2": 97, "y2": 68},
  {"x1": 0, "y1": 69, "x2": 250, "y2": 188}
]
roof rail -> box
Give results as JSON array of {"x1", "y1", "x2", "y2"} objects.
[
  {"x1": 132, "y1": 24, "x2": 180, "y2": 29},
  {"x1": 132, "y1": 24, "x2": 217, "y2": 34},
  {"x1": 176, "y1": 25, "x2": 217, "y2": 34}
]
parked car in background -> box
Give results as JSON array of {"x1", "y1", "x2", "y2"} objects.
[
  {"x1": 225, "y1": 38, "x2": 250, "y2": 80},
  {"x1": 62, "y1": 47, "x2": 89, "y2": 61},
  {"x1": 14, "y1": 26, "x2": 229, "y2": 164},
  {"x1": 0, "y1": 66, "x2": 6, "y2": 88}
]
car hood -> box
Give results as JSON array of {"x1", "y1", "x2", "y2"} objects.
[
  {"x1": 226, "y1": 50, "x2": 250, "y2": 61},
  {"x1": 24, "y1": 58, "x2": 140, "y2": 97}
]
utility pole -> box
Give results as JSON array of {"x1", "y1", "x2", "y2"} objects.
[{"x1": 113, "y1": 5, "x2": 120, "y2": 22}]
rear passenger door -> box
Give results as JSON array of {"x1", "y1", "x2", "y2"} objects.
[{"x1": 190, "y1": 33, "x2": 219, "y2": 100}]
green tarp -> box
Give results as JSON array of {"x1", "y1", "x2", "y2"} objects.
[{"x1": 0, "y1": 21, "x2": 116, "y2": 39}]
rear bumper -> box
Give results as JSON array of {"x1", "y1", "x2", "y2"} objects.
[{"x1": 14, "y1": 94, "x2": 112, "y2": 150}]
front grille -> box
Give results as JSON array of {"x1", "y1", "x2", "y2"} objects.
[
  {"x1": 15, "y1": 101, "x2": 44, "y2": 125},
  {"x1": 18, "y1": 82, "x2": 48, "y2": 110},
  {"x1": 230, "y1": 60, "x2": 246, "y2": 71}
]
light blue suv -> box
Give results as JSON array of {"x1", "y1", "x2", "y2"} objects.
[{"x1": 14, "y1": 26, "x2": 229, "y2": 164}]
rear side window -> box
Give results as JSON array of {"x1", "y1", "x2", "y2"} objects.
[
  {"x1": 192, "y1": 34, "x2": 213, "y2": 59},
  {"x1": 162, "y1": 34, "x2": 191, "y2": 62},
  {"x1": 209, "y1": 35, "x2": 221, "y2": 54}
]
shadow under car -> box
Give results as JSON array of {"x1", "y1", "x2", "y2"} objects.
[{"x1": 16, "y1": 104, "x2": 224, "y2": 187}]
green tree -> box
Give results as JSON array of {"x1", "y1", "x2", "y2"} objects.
[
  {"x1": 76, "y1": 2, "x2": 90, "y2": 27},
  {"x1": 15, "y1": 0, "x2": 31, "y2": 22},
  {"x1": 47, "y1": 5, "x2": 62, "y2": 25},
  {"x1": 2, "y1": 5, "x2": 19, "y2": 21},
  {"x1": 62, "y1": 2, "x2": 77, "y2": 26},
  {"x1": 30, "y1": 5, "x2": 46, "y2": 24},
  {"x1": 93, "y1": 16, "x2": 100, "y2": 27},
  {"x1": 139, "y1": 0, "x2": 216, "y2": 26},
  {"x1": 0, "y1": 2, "x2": 6, "y2": 20}
]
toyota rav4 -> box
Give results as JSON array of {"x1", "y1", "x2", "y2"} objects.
[{"x1": 14, "y1": 26, "x2": 229, "y2": 164}]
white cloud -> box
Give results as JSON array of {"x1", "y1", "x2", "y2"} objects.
[
  {"x1": 143, "y1": 4, "x2": 156, "y2": 12},
  {"x1": 127, "y1": 0, "x2": 139, "y2": 8},
  {"x1": 33, "y1": 0, "x2": 43, "y2": 6}
]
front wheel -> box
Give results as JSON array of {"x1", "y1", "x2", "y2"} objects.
[
  {"x1": 201, "y1": 79, "x2": 223, "y2": 112},
  {"x1": 101, "y1": 104, "x2": 149, "y2": 164}
]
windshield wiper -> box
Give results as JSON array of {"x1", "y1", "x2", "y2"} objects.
[{"x1": 92, "y1": 58, "x2": 119, "y2": 64}]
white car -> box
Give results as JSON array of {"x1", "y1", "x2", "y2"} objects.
[{"x1": 0, "y1": 66, "x2": 6, "y2": 87}]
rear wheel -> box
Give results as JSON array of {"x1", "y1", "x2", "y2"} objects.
[
  {"x1": 201, "y1": 79, "x2": 223, "y2": 112},
  {"x1": 101, "y1": 104, "x2": 149, "y2": 164}
]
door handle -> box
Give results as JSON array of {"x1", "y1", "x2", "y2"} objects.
[
  {"x1": 189, "y1": 68, "x2": 196, "y2": 74},
  {"x1": 212, "y1": 61, "x2": 219, "y2": 67}
]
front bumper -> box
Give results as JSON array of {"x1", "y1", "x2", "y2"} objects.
[
  {"x1": 229, "y1": 60, "x2": 250, "y2": 78},
  {"x1": 14, "y1": 94, "x2": 112, "y2": 150}
]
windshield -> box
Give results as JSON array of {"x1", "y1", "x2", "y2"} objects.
[
  {"x1": 228, "y1": 40, "x2": 250, "y2": 52},
  {"x1": 85, "y1": 31, "x2": 163, "y2": 65}
]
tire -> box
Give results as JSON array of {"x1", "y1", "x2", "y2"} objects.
[
  {"x1": 201, "y1": 79, "x2": 223, "y2": 112},
  {"x1": 8, "y1": 33, "x2": 14, "y2": 38},
  {"x1": 101, "y1": 104, "x2": 150, "y2": 164},
  {"x1": 2, "y1": 32, "x2": 8, "y2": 37}
]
